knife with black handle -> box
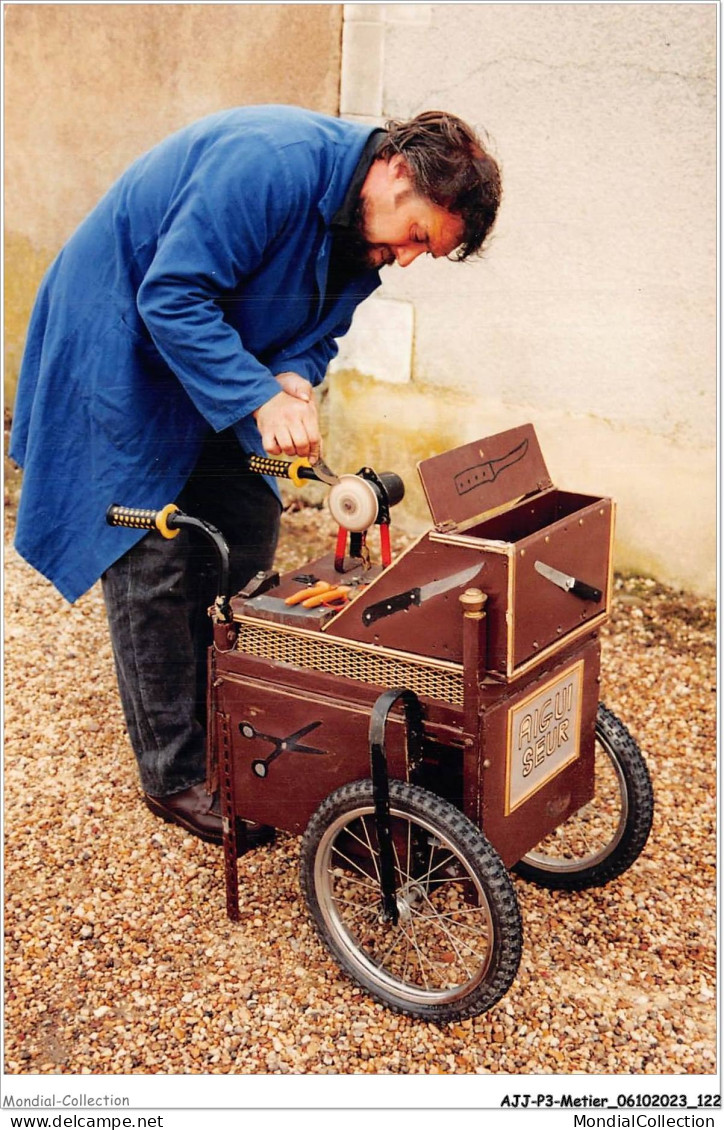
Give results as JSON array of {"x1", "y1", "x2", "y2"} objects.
[
  {"x1": 362, "y1": 563, "x2": 482, "y2": 626},
  {"x1": 534, "y1": 560, "x2": 603, "y2": 603}
]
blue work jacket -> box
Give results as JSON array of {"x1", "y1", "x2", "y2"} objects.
[{"x1": 10, "y1": 105, "x2": 381, "y2": 602}]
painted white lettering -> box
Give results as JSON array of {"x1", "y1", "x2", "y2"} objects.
[{"x1": 555, "y1": 682, "x2": 573, "y2": 719}]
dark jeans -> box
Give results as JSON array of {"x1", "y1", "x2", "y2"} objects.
[{"x1": 102, "y1": 430, "x2": 281, "y2": 797}]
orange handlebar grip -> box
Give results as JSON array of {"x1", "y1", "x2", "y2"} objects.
[
  {"x1": 106, "y1": 503, "x2": 180, "y2": 538},
  {"x1": 289, "y1": 457, "x2": 313, "y2": 488},
  {"x1": 155, "y1": 503, "x2": 181, "y2": 539}
]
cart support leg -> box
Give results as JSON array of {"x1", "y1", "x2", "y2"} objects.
[
  {"x1": 217, "y1": 710, "x2": 240, "y2": 921},
  {"x1": 459, "y1": 588, "x2": 488, "y2": 822},
  {"x1": 369, "y1": 688, "x2": 424, "y2": 924}
]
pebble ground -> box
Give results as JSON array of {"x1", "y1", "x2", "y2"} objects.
[{"x1": 3, "y1": 499, "x2": 717, "y2": 1075}]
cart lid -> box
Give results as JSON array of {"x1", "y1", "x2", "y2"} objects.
[{"x1": 417, "y1": 423, "x2": 553, "y2": 530}]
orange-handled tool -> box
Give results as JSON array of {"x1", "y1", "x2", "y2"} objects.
[
  {"x1": 302, "y1": 585, "x2": 351, "y2": 608},
  {"x1": 284, "y1": 581, "x2": 333, "y2": 606}
]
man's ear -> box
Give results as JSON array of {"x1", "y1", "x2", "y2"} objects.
[{"x1": 387, "y1": 153, "x2": 412, "y2": 183}]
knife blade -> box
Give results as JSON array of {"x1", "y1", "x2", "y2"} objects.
[
  {"x1": 362, "y1": 562, "x2": 483, "y2": 626},
  {"x1": 308, "y1": 452, "x2": 339, "y2": 486},
  {"x1": 534, "y1": 560, "x2": 602, "y2": 603}
]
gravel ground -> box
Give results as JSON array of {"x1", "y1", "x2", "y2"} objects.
[{"x1": 2, "y1": 483, "x2": 717, "y2": 1076}]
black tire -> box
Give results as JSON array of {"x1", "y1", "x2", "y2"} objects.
[
  {"x1": 300, "y1": 779, "x2": 522, "y2": 1023},
  {"x1": 513, "y1": 703, "x2": 654, "y2": 890}
]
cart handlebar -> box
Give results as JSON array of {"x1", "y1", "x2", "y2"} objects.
[
  {"x1": 106, "y1": 504, "x2": 232, "y2": 623},
  {"x1": 106, "y1": 503, "x2": 181, "y2": 538}
]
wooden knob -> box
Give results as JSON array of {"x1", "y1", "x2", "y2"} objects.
[{"x1": 459, "y1": 587, "x2": 487, "y2": 618}]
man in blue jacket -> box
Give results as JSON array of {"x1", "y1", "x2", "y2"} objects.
[{"x1": 10, "y1": 104, "x2": 501, "y2": 844}]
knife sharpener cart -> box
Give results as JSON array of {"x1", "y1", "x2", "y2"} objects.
[{"x1": 111, "y1": 424, "x2": 653, "y2": 1023}]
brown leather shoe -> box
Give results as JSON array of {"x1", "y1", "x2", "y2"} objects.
[{"x1": 144, "y1": 785, "x2": 275, "y2": 849}]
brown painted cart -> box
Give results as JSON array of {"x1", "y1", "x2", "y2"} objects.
[{"x1": 108, "y1": 424, "x2": 653, "y2": 1023}]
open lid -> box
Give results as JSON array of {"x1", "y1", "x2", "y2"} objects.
[{"x1": 417, "y1": 423, "x2": 553, "y2": 529}]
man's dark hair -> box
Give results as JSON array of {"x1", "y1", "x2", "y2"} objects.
[{"x1": 378, "y1": 111, "x2": 502, "y2": 260}]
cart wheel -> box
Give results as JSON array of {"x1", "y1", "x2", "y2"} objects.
[
  {"x1": 300, "y1": 779, "x2": 522, "y2": 1022},
  {"x1": 513, "y1": 703, "x2": 654, "y2": 890}
]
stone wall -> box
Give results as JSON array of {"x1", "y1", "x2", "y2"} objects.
[{"x1": 328, "y1": 3, "x2": 717, "y2": 596}]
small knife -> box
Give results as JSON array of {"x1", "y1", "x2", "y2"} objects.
[
  {"x1": 362, "y1": 563, "x2": 483, "y2": 626},
  {"x1": 534, "y1": 560, "x2": 603, "y2": 603},
  {"x1": 309, "y1": 453, "x2": 339, "y2": 486}
]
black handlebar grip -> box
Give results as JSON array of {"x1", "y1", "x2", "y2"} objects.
[
  {"x1": 106, "y1": 505, "x2": 157, "y2": 529},
  {"x1": 244, "y1": 453, "x2": 318, "y2": 485},
  {"x1": 245, "y1": 454, "x2": 293, "y2": 479},
  {"x1": 106, "y1": 504, "x2": 180, "y2": 539}
]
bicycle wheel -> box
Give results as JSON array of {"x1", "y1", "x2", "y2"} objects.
[
  {"x1": 300, "y1": 779, "x2": 522, "y2": 1022},
  {"x1": 513, "y1": 703, "x2": 654, "y2": 890}
]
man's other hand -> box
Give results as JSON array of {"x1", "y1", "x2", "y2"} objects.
[
  {"x1": 253, "y1": 375, "x2": 320, "y2": 457},
  {"x1": 273, "y1": 371, "x2": 313, "y2": 402}
]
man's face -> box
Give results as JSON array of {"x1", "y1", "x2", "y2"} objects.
[{"x1": 349, "y1": 155, "x2": 465, "y2": 272}]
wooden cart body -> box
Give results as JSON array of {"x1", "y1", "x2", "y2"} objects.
[{"x1": 209, "y1": 424, "x2": 614, "y2": 871}]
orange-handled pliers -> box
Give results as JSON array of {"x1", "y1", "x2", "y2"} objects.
[
  {"x1": 302, "y1": 585, "x2": 351, "y2": 608},
  {"x1": 284, "y1": 581, "x2": 333, "y2": 606}
]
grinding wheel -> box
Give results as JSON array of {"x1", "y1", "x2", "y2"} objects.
[{"x1": 327, "y1": 474, "x2": 380, "y2": 532}]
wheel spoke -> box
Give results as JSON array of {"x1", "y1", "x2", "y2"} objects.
[
  {"x1": 408, "y1": 905, "x2": 489, "y2": 968},
  {"x1": 372, "y1": 924, "x2": 408, "y2": 971},
  {"x1": 342, "y1": 822, "x2": 380, "y2": 858},
  {"x1": 411, "y1": 888, "x2": 484, "y2": 975},
  {"x1": 400, "y1": 930, "x2": 412, "y2": 984},
  {"x1": 402, "y1": 915, "x2": 432, "y2": 990},
  {"x1": 426, "y1": 908, "x2": 495, "y2": 936},
  {"x1": 412, "y1": 873, "x2": 470, "y2": 887},
  {"x1": 329, "y1": 847, "x2": 379, "y2": 885},
  {"x1": 376, "y1": 850, "x2": 490, "y2": 987},
  {"x1": 402, "y1": 914, "x2": 470, "y2": 987},
  {"x1": 327, "y1": 868, "x2": 378, "y2": 895},
  {"x1": 331, "y1": 895, "x2": 379, "y2": 926},
  {"x1": 392, "y1": 828, "x2": 411, "y2": 888},
  {"x1": 412, "y1": 848, "x2": 462, "y2": 889},
  {"x1": 358, "y1": 816, "x2": 382, "y2": 885},
  {"x1": 424, "y1": 837, "x2": 435, "y2": 896}
]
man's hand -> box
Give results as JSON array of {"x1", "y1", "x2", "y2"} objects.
[
  {"x1": 253, "y1": 372, "x2": 320, "y2": 457},
  {"x1": 273, "y1": 371, "x2": 314, "y2": 402}
]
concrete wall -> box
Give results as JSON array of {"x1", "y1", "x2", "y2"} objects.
[
  {"x1": 4, "y1": 2, "x2": 343, "y2": 400},
  {"x1": 329, "y1": 3, "x2": 717, "y2": 596}
]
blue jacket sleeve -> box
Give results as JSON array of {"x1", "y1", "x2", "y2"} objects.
[
  {"x1": 136, "y1": 133, "x2": 299, "y2": 431},
  {"x1": 268, "y1": 330, "x2": 345, "y2": 386}
]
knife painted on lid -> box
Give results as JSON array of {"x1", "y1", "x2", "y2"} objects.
[{"x1": 454, "y1": 438, "x2": 529, "y2": 496}]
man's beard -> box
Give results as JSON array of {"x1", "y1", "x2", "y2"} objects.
[{"x1": 334, "y1": 197, "x2": 393, "y2": 275}]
